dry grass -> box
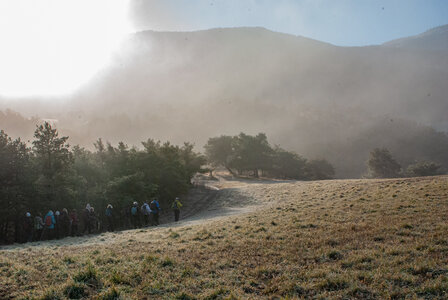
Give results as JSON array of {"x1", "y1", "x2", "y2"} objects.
[{"x1": 1, "y1": 176, "x2": 448, "y2": 299}]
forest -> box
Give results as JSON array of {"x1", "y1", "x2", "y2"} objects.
[
  {"x1": 0, "y1": 123, "x2": 206, "y2": 243},
  {"x1": 0, "y1": 123, "x2": 336, "y2": 244}
]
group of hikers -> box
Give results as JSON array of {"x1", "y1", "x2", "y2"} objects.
[{"x1": 19, "y1": 197, "x2": 183, "y2": 244}]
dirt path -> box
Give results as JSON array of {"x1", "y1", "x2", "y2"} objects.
[{"x1": 1, "y1": 175, "x2": 286, "y2": 251}]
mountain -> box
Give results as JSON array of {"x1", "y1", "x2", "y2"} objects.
[
  {"x1": 384, "y1": 24, "x2": 448, "y2": 51},
  {"x1": 1, "y1": 26, "x2": 448, "y2": 177}
]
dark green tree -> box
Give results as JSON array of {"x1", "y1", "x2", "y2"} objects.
[
  {"x1": 204, "y1": 135, "x2": 235, "y2": 175},
  {"x1": 367, "y1": 148, "x2": 401, "y2": 178},
  {"x1": 306, "y1": 159, "x2": 335, "y2": 180},
  {"x1": 232, "y1": 133, "x2": 273, "y2": 178},
  {"x1": 32, "y1": 122, "x2": 73, "y2": 209},
  {"x1": 0, "y1": 131, "x2": 32, "y2": 242},
  {"x1": 271, "y1": 147, "x2": 307, "y2": 179},
  {"x1": 406, "y1": 161, "x2": 442, "y2": 177},
  {"x1": 180, "y1": 142, "x2": 207, "y2": 183}
]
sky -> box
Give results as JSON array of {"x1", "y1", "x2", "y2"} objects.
[
  {"x1": 0, "y1": 0, "x2": 131, "y2": 97},
  {"x1": 0, "y1": 0, "x2": 447, "y2": 97}
]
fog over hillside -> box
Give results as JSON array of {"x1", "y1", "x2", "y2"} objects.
[
  {"x1": 384, "y1": 24, "x2": 448, "y2": 51},
  {"x1": 1, "y1": 25, "x2": 448, "y2": 177}
]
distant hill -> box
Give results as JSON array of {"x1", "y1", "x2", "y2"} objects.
[
  {"x1": 1, "y1": 25, "x2": 448, "y2": 177},
  {"x1": 384, "y1": 24, "x2": 448, "y2": 51}
]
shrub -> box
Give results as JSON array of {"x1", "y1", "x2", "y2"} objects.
[
  {"x1": 63, "y1": 282, "x2": 86, "y2": 299},
  {"x1": 160, "y1": 257, "x2": 175, "y2": 267},
  {"x1": 406, "y1": 161, "x2": 442, "y2": 177},
  {"x1": 73, "y1": 264, "x2": 100, "y2": 287},
  {"x1": 328, "y1": 251, "x2": 343, "y2": 261},
  {"x1": 110, "y1": 271, "x2": 130, "y2": 285}
]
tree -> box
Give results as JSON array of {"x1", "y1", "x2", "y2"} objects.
[
  {"x1": 204, "y1": 135, "x2": 235, "y2": 175},
  {"x1": 0, "y1": 126, "x2": 208, "y2": 243},
  {"x1": 367, "y1": 148, "x2": 401, "y2": 178},
  {"x1": 0, "y1": 131, "x2": 32, "y2": 243},
  {"x1": 306, "y1": 159, "x2": 335, "y2": 180},
  {"x1": 32, "y1": 122, "x2": 73, "y2": 209},
  {"x1": 231, "y1": 133, "x2": 273, "y2": 178},
  {"x1": 180, "y1": 142, "x2": 207, "y2": 182},
  {"x1": 204, "y1": 132, "x2": 336, "y2": 180},
  {"x1": 406, "y1": 161, "x2": 442, "y2": 177},
  {"x1": 72, "y1": 145, "x2": 105, "y2": 208},
  {"x1": 271, "y1": 147, "x2": 307, "y2": 179}
]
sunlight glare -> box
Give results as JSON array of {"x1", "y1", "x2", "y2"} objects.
[{"x1": 0, "y1": 0, "x2": 132, "y2": 97}]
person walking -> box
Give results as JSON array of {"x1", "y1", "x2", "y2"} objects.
[
  {"x1": 105, "y1": 204, "x2": 114, "y2": 232},
  {"x1": 83, "y1": 204, "x2": 92, "y2": 234},
  {"x1": 34, "y1": 213, "x2": 44, "y2": 241},
  {"x1": 54, "y1": 210, "x2": 61, "y2": 239},
  {"x1": 150, "y1": 198, "x2": 160, "y2": 226},
  {"x1": 69, "y1": 209, "x2": 79, "y2": 236},
  {"x1": 130, "y1": 201, "x2": 141, "y2": 228},
  {"x1": 141, "y1": 202, "x2": 150, "y2": 226},
  {"x1": 89, "y1": 207, "x2": 98, "y2": 233},
  {"x1": 23, "y1": 212, "x2": 33, "y2": 242},
  {"x1": 60, "y1": 208, "x2": 70, "y2": 238},
  {"x1": 171, "y1": 197, "x2": 183, "y2": 222},
  {"x1": 42, "y1": 210, "x2": 56, "y2": 240}
]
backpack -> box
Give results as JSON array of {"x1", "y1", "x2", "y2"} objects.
[
  {"x1": 45, "y1": 215, "x2": 52, "y2": 226},
  {"x1": 142, "y1": 204, "x2": 149, "y2": 215},
  {"x1": 105, "y1": 208, "x2": 112, "y2": 217},
  {"x1": 131, "y1": 206, "x2": 137, "y2": 216},
  {"x1": 150, "y1": 202, "x2": 157, "y2": 211}
]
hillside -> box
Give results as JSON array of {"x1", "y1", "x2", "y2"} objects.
[
  {"x1": 1, "y1": 26, "x2": 448, "y2": 177},
  {"x1": 384, "y1": 24, "x2": 448, "y2": 51},
  {"x1": 1, "y1": 175, "x2": 448, "y2": 299}
]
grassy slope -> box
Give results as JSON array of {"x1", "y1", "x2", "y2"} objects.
[{"x1": 1, "y1": 176, "x2": 448, "y2": 299}]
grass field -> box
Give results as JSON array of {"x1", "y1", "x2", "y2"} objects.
[{"x1": 1, "y1": 175, "x2": 448, "y2": 299}]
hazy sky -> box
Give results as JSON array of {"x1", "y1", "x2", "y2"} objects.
[
  {"x1": 0, "y1": 0, "x2": 447, "y2": 97},
  {"x1": 0, "y1": 0, "x2": 130, "y2": 97},
  {"x1": 129, "y1": 0, "x2": 448, "y2": 46}
]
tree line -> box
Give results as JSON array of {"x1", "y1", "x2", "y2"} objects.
[
  {"x1": 12, "y1": 124, "x2": 439, "y2": 244},
  {"x1": 0, "y1": 123, "x2": 206, "y2": 243},
  {"x1": 204, "y1": 133, "x2": 335, "y2": 180},
  {"x1": 366, "y1": 148, "x2": 445, "y2": 178}
]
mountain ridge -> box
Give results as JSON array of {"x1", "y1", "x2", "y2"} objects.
[
  {"x1": 383, "y1": 24, "x2": 448, "y2": 50},
  {"x1": 1, "y1": 24, "x2": 448, "y2": 178}
]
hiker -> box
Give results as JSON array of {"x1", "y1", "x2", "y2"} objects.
[
  {"x1": 123, "y1": 206, "x2": 131, "y2": 228},
  {"x1": 171, "y1": 197, "x2": 183, "y2": 222},
  {"x1": 141, "y1": 202, "x2": 151, "y2": 226},
  {"x1": 130, "y1": 201, "x2": 141, "y2": 228},
  {"x1": 83, "y1": 204, "x2": 92, "y2": 234},
  {"x1": 41, "y1": 210, "x2": 56, "y2": 240},
  {"x1": 89, "y1": 207, "x2": 98, "y2": 233},
  {"x1": 60, "y1": 208, "x2": 71, "y2": 237},
  {"x1": 69, "y1": 209, "x2": 79, "y2": 236},
  {"x1": 34, "y1": 213, "x2": 44, "y2": 241},
  {"x1": 23, "y1": 212, "x2": 33, "y2": 243},
  {"x1": 54, "y1": 210, "x2": 61, "y2": 239},
  {"x1": 105, "y1": 204, "x2": 114, "y2": 232},
  {"x1": 150, "y1": 198, "x2": 160, "y2": 226}
]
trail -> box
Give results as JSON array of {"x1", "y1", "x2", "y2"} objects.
[{"x1": 1, "y1": 175, "x2": 288, "y2": 251}]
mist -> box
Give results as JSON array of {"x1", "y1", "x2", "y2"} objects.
[{"x1": 1, "y1": 26, "x2": 448, "y2": 178}]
